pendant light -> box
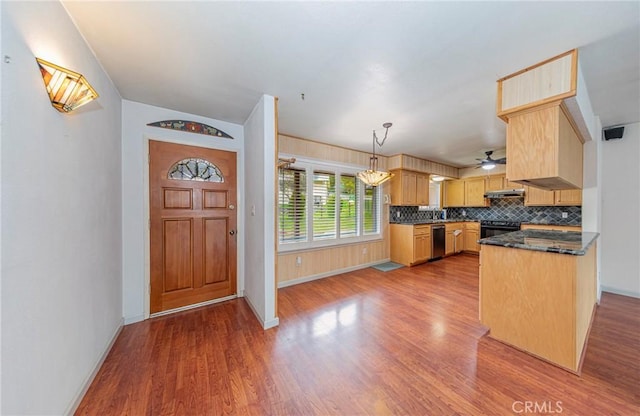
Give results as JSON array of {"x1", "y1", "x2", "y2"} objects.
[{"x1": 357, "y1": 122, "x2": 394, "y2": 186}]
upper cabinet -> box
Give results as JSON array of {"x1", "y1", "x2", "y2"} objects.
[
  {"x1": 506, "y1": 102, "x2": 583, "y2": 190},
  {"x1": 443, "y1": 180, "x2": 465, "y2": 207},
  {"x1": 443, "y1": 178, "x2": 487, "y2": 208},
  {"x1": 497, "y1": 49, "x2": 596, "y2": 191},
  {"x1": 524, "y1": 185, "x2": 581, "y2": 206},
  {"x1": 390, "y1": 170, "x2": 429, "y2": 206}
]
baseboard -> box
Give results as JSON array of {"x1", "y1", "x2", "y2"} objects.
[
  {"x1": 243, "y1": 293, "x2": 279, "y2": 329},
  {"x1": 277, "y1": 258, "x2": 390, "y2": 289},
  {"x1": 65, "y1": 318, "x2": 124, "y2": 415},
  {"x1": 264, "y1": 317, "x2": 280, "y2": 329},
  {"x1": 601, "y1": 286, "x2": 640, "y2": 299},
  {"x1": 124, "y1": 314, "x2": 145, "y2": 325}
]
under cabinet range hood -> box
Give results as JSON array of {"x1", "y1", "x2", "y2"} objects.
[{"x1": 484, "y1": 188, "x2": 525, "y2": 198}]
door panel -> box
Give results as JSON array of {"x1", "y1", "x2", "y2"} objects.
[
  {"x1": 203, "y1": 218, "x2": 228, "y2": 284},
  {"x1": 203, "y1": 190, "x2": 227, "y2": 209},
  {"x1": 150, "y1": 140, "x2": 237, "y2": 313},
  {"x1": 163, "y1": 219, "x2": 193, "y2": 292},
  {"x1": 163, "y1": 188, "x2": 193, "y2": 209}
]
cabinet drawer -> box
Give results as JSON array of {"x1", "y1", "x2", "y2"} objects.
[
  {"x1": 464, "y1": 222, "x2": 480, "y2": 231},
  {"x1": 414, "y1": 225, "x2": 431, "y2": 236},
  {"x1": 445, "y1": 222, "x2": 464, "y2": 231}
]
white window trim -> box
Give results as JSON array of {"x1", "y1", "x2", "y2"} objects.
[{"x1": 277, "y1": 154, "x2": 383, "y2": 253}]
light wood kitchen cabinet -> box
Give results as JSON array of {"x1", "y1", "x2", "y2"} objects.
[
  {"x1": 486, "y1": 174, "x2": 523, "y2": 191},
  {"x1": 463, "y1": 222, "x2": 480, "y2": 253},
  {"x1": 524, "y1": 185, "x2": 555, "y2": 206},
  {"x1": 506, "y1": 102, "x2": 583, "y2": 190},
  {"x1": 443, "y1": 178, "x2": 487, "y2": 207},
  {"x1": 497, "y1": 49, "x2": 592, "y2": 192},
  {"x1": 445, "y1": 222, "x2": 464, "y2": 255},
  {"x1": 390, "y1": 224, "x2": 431, "y2": 266},
  {"x1": 555, "y1": 189, "x2": 582, "y2": 206},
  {"x1": 443, "y1": 180, "x2": 465, "y2": 207},
  {"x1": 485, "y1": 175, "x2": 505, "y2": 191},
  {"x1": 416, "y1": 174, "x2": 429, "y2": 205},
  {"x1": 390, "y1": 170, "x2": 429, "y2": 206},
  {"x1": 525, "y1": 186, "x2": 581, "y2": 206},
  {"x1": 465, "y1": 178, "x2": 487, "y2": 207}
]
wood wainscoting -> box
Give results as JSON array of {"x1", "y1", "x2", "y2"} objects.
[{"x1": 76, "y1": 254, "x2": 639, "y2": 415}]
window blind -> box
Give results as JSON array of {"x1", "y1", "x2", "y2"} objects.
[
  {"x1": 340, "y1": 174, "x2": 358, "y2": 237},
  {"x1": 363, "y1": 183, "x2": 379, "y2": 234},
  {"x1": 278, "y1": 167, "x2": 307, "y2": 243},
  {"x1": 312, "y1": 171, "x2": 336, "y2": 240}
]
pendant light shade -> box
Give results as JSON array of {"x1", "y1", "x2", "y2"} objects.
[
  {"x1": 357, "y1": 156, "x2": 394, "y2": 186},
  {"x1": 36, "y1": 58, "x2": 99, "y2": 113}
]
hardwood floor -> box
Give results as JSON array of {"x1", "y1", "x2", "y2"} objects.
[{"x1": 76, "y1": 254, "x2": 640, "y2": 415}]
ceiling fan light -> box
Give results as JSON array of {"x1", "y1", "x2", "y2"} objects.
[{"x1": 482, "y1": 163, "x2": 496, "y2": 170}]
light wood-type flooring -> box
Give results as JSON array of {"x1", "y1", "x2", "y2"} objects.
[{"x1": 76, "y1": 254, "x2": 640, "y2": 415}]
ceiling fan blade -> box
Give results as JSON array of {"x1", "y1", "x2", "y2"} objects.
[{"x1": 495, "y1": 158, "x2": 507, "y2": 164}]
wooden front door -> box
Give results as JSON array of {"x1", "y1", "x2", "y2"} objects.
[{"x1": 149, "y1": 140, "x2": 237, "y2": 314}]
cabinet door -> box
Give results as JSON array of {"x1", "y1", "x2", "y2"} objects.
[
  {"x1": 416, "y1": 173, "x2": 430, "y2": 205},
  {"x1": 413, "y1": 235, "x2": 431, "y2": 262},
  {"x1": 464, "y1": 230, "x2": 480, "y2": 252},
  {"x1": 445, "y1": 231, "x2": 454, "y2": 255},
  {"x1": 554, "y1": 189, "x2": 582, "y2": 206},
  {"x1": 485, "y1": 175, "x2": 505, "y2": 191},
  {"x1": 402, "y1": 172, "x2": 417, "y2": 205},
  {"x1": 465, "y1": 178, "x2": 487, "y2": 207},
  {"x1": 524, "y1": 185, "x2": 555, "y2": 206},
  {"x1": 454, "y1": 232, "x2": 464, "y2": 253},
  {"x1": 444, "y1": 180, "x2": 465, "y2": 207}
]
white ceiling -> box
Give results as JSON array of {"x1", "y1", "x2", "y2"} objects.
[{"x1": 62, "y1": 1, "x2": 640, "y2": 168}]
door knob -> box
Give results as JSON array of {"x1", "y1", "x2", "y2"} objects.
[
  {"x1": 228, "y1": 204, "x2": 235, "y2": 210},
  {"x1": 229, "y1": 230, "x2": 236, "y2": 235}
]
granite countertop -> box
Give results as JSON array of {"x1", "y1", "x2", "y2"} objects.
[
  {"x1": 478, "y1": 229, "x2": 599, "y2": 255},
  {"x1": 389, "y1": 218, "x2": 476, "y2": 225},
  {"x1": 521, "y1": 222, "x2": 581, "y2": 226}
]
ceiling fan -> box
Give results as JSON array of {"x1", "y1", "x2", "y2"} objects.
[{"x1": 475, "y1": 151, "x2": 506, "y2": 170}]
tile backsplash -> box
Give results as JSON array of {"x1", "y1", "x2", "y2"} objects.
[{"x1": 390, "y1": 198, "x2": 581, "y2": 225}]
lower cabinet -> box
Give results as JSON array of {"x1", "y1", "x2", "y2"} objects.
[
  {"x1": 390, "y1": 224, "x2": 431, "y2": 266},
  {"x1": 463, "y1": 222, "x2": 480, "y2": 253},
  {"x1": 445, "y1": 222, "x2": 464, "y2": 255}
]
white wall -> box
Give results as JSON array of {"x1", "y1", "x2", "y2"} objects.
[
  {"x1": 243, "y1": 95, "x2": 278, "y2": 329},
  {"x1": 600, "y1": 122, "x2": 640, "y2": 297},
  {"x1": 2, "y1": 2, "x2": 123, "y2": 414},
  {"x1": 121, "y1": 100, "x2": 244, "y2": 323},
  {"x1": 582, "y1": 117, "x2": 602, "y2": 299}
]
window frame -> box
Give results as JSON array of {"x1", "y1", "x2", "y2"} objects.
[{"x1": 277, "y1": 155, "x2": 383, "y2": 252}]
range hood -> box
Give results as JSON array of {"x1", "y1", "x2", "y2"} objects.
[{"x1": 484, "y1": 188, "x2": 525, "y2": 198}]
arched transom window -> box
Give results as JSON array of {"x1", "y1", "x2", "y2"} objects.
[{"x1": 168, "y1": 158, "x2": 225, "y2": 182}]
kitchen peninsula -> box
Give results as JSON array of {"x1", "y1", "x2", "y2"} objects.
[{"x1": 478, "y1": 229, "x2": 598, "y2": 373}]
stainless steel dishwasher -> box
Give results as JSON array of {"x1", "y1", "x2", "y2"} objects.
[{"x1": 431, "y1": 225, "x2": 445, "y2": 260}]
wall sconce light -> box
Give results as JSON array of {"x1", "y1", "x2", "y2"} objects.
[{"x1": 36, "y1": 58, "x2": 98, "y2": 113}]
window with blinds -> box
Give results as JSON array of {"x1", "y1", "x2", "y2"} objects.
[
  {"x1": 313, "y1": 171, "x2": 336, "y2": 240},
  {"x1": 340, "y1": 174, "x2": 358, "y2": 237},
  {"x1": 278, "y1": 160, "x2": 382, "y2": 250},
  {"x1": 278, "y1": 167, "x2": 307, "y2": 243}
]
